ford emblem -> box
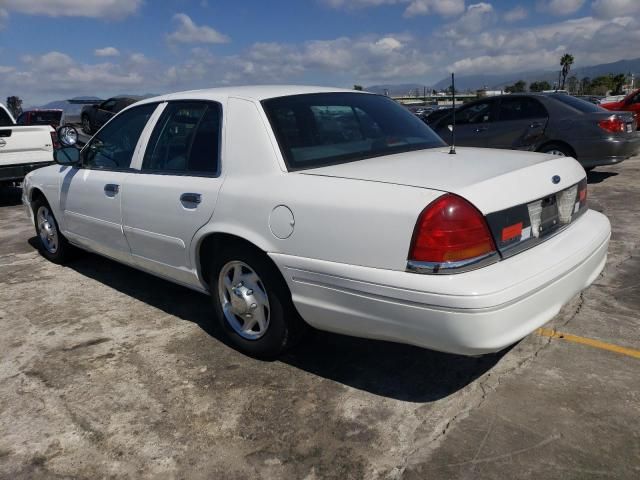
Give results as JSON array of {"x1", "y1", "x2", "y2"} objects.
[
  {"x1": 0, "y1": 138, "x2": 6, "y2": 148},
  {"x1": 552, "y1": 175, "x2": 561, "y2": 184}
]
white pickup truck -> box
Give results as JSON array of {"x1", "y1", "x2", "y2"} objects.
[{"x1": 0, "y1": 103, "x2": 56, "y2": 186}]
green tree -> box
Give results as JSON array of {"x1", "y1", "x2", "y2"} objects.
[
  {"x1": 505, "y1": 80, "x2": 527, "y2": 93},
  {"x1": 529, "y1": 81, "x2": 552, "y2": 92},
  {"x1": 581, "y1": 77, "x2": 592, "y2": 94},
  {"x1": 567, "y1": 75, "x2": 578, "y2": 93},
  {"x1": 560, "y1": 53, "x2": 574, "y2": 90},
  {"x1": 353, "y1": 85, "x2": 363, "y2": 91},
  {"x1": 6, "y1": 96, "x2": 22, "y2": 118},
  {"x1": 611, "y1": 74, "x2": 627, "y2": 95}
]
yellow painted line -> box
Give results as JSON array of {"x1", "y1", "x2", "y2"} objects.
[{"x1": 536, "y1": 328, "x2": 640, "y2": 360}]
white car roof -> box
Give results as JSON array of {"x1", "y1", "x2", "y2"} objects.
[{"x1": 139, "y1": 85, "x2": 370, "y2": 104}]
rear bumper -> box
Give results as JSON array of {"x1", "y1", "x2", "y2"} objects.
[
  {"x1": 271, "y1": 210, "x2": 610, "y2": 355},
  {"x1": 0, "y1": 162, "x2": 54, "y2": 182},
  {"x1": 574, "y1": 134, "x2": 640, "y2": 168}
]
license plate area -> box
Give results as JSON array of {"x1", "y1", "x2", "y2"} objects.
[
  {"x1": 627, "y1": 123, "x2": 633, "y2": 133},
  {"x1": 486, "y1": 179, "x2": 587, "y2": 259},
  {"x1": 537, "y1": 195, "x2": 560, "y2": 236}
]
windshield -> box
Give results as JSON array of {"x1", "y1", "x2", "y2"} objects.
[
  {"x1": 547, "y1": 94, "x2": 605, "y2": 113},
  {"x1": 262, "y1": 93, "x2": 446, "y2": 170}
]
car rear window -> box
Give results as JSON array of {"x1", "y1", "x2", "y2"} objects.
[
  {"x1": 547, "y1": 94, "x2": 605, "y2": 113},
  {"x1": 21, "y1": 111, "x2": 63, "y2": 125},
  {"x1": 262, "y1": 93, "x2": 445, "y2": 170}
]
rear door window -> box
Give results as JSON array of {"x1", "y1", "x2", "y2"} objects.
[
  {"x1": 455, "y1": 101, "x2": 495, "y2": 124},
  {"x1": 498, "y1": 97, "x2": 548, "y2": 121},
  {"x1": 142, "y1": 101, "x2": 221, "y2": 176}
]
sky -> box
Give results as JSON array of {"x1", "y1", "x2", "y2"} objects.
[{"x1": 1, "y1": 0, "x2": 639, "y2": 105}]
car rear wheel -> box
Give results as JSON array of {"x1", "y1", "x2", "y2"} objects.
[
  {"x1": 32, "y1": 198, "x2": 73, "y2": 264},
  {"x1": 209, "y1": 245, "x2": 306, "y2": 359},
  {"x1": 540, "y1": 143, "x2": 572, "y2": 158}
]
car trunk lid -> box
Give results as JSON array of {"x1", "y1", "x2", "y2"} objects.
[{"x1": 299, "y1": 146, "x2": 586, "y2": 215}]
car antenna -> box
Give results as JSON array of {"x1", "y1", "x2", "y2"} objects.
[{"x1": 449, "y1": 72, "x2": 456, "y2": 155}]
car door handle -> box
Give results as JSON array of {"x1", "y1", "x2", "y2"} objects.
[
  {"x1": 529, "y1": 122, "x2": 544, "y2": 128},
  {"x1": 180, "y1": 193, "x2": 202, "y2": 204},
  {"x1": 104, "y1": 184, "x2": 120, "y2": 195},
  {"x1": 475, "y1": 126, "x2": 488, "y2": 132}
]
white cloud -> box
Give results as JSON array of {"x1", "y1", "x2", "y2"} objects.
[
  {"x1": 404, "y1": 0, "x2": 465, "y2": 17},
  {"x1": 503, "y1": 6, "x2": 527, "y2": 22},
  {"x1": 167, "y1": 13, "x2": 230, "y2": 44},
  {"x1": 442, "y1": 2, "x2": 495, "y2": 36},
  {"x1": 0, "y1": 0, "x2": 142, "y2": 19},
  {"x1": 537, "y1": 0, "x2": 585, "y2": 16},
  {"x1": 592, "y1": 0, "x2": 640, "y2": 18},
  {"x1": 322, "y1": 0, "x2": 465, "y2": 17},
  {"x1": 94, "y1": 46, "x2": 120, "y2": 57}
]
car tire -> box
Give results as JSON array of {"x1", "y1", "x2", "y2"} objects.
[
  {"x1": 32, "y1": 197, "x2": 73, "y2": 264},
  {"x1": 81, "y1": 115, "x2": 92, "y2": 135},
  {"x1": 539, "y1": 143, "x2": 573, "y2": 158},
  {"x1": 209, "y1": 245, "x2": 306, "y2": 359}
]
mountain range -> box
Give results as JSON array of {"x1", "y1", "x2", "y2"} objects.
[{"x1": 367, "y1": 57, "x2": 640, "y2": 95}]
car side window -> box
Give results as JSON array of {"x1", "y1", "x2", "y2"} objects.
[
  {"x1": 16, "y1": 113, "x2": 27, "y2": 125},
  {"x1": 100, "y1": 99, "x2": 117, "y2": 112},
  {"x1": 631, "y1": 93, "x2": 640, "y2": 105},
  {"x1": 498, "y1": 98, "x2": 548, "y2": 121},
  {"x1": 455, "y1": 102, "x2": 494, "y2": 125},
  {"x1": 83, "y1": 103, "x2": 157, "y2": 170},
  {"x1": 141, "y1": 101, "x2": 221, "y2": 176},
  {"x1": 0, "y1": 108, "x2": 13, "y2": 126}
]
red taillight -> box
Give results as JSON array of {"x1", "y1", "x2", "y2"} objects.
[
  {"x1": 598, "y1": 115, "x2": 625, "y2": 133},
  {"x1": 409, "y1": 194, "x2": 496, "y2": 264},
  {"x1": 578, "y1": 180, "x2": 587, "y2": 206},
  {"x1": 50, "y1": 131, "x2": 60, "y2": 149}
]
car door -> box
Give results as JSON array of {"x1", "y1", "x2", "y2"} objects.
[
  {"x1": 121, "y1": 100, "x2": 223, "y2": 285},
  {"x1": 435, "y1": 99, "x2": 497, "y2": 147},
  {"x1": 60, "y1": 102, "x2": 159, "y2": 262},
  {"x1": 491, "y1": 97, "x2": 548, "y2": 149}
]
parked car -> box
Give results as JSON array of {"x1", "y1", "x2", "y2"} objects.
[
  {"x1": 430, "y1": 93, "x2": 640, "y2": 170},
  {"x1": 0, "y1": 103, "x2": 57, "y2": 186},
  {"x1": 600, "y1": 88, "x2": 640, "y2": 128},
  {"x1": 81, "y1": 97, "x2": 140, "y2": 134},
  {"x1": 23, "y1": 86, "x2": 610, "y2": 359},
  {"x1": 16, "y1": 109, "x2": 64, "y2": 128}
]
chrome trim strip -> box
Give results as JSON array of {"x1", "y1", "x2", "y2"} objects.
[{"x1": 406, "y1": 251, "x2": 500, "y2": 275}]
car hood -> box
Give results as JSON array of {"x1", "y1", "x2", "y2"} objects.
[{"x1": 299, "y1": 147, "x2": 586, "y2": 214}]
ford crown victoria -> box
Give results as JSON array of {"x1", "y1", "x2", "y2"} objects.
[{"x1": 22, "y1": 86, "x2": 611, "y2": 358}]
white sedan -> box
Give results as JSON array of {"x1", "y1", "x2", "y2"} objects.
[{"x1": 22, "y1": 86, "x2": 610, "y2": 358}]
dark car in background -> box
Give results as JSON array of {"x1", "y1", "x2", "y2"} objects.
[
  {"x1": 81, "y1": 96, "x2": 139, "y2": 134},
  {"x1": 429, "y1": 93, "x2": 640, "y2": 170},
  {"x1": 16, "y1": 109, "x2": 64, "y2": 128}
]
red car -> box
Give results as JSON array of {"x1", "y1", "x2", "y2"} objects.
[
  {"x1": 16, "y1": 109, "x2": 64, "y2": 128},
  {"x1": 601, "y1": 88, "x2": 640, "y2": 127}
]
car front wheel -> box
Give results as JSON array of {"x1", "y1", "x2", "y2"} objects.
[
  {"x1": 32, "y1": 198, "x2": 73, "y2": 264},
  {"x1": 209, "y1": 245, "x2": 305, "y2": 359}
]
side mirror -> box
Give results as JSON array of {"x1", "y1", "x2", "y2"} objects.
[
  {"x1": 447, "y1": 124, "x2": 454, "y2": 132},
  {"x1": 54, "y1": 147, "x2": 80, "y2": 166},
  {"x1": 57, "y1": 125, "x2": 78, "y2": 147}
]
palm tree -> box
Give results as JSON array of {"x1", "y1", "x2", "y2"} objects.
[{"x1": 560, "y1": 54, "x2": 574, "y2": 90}]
